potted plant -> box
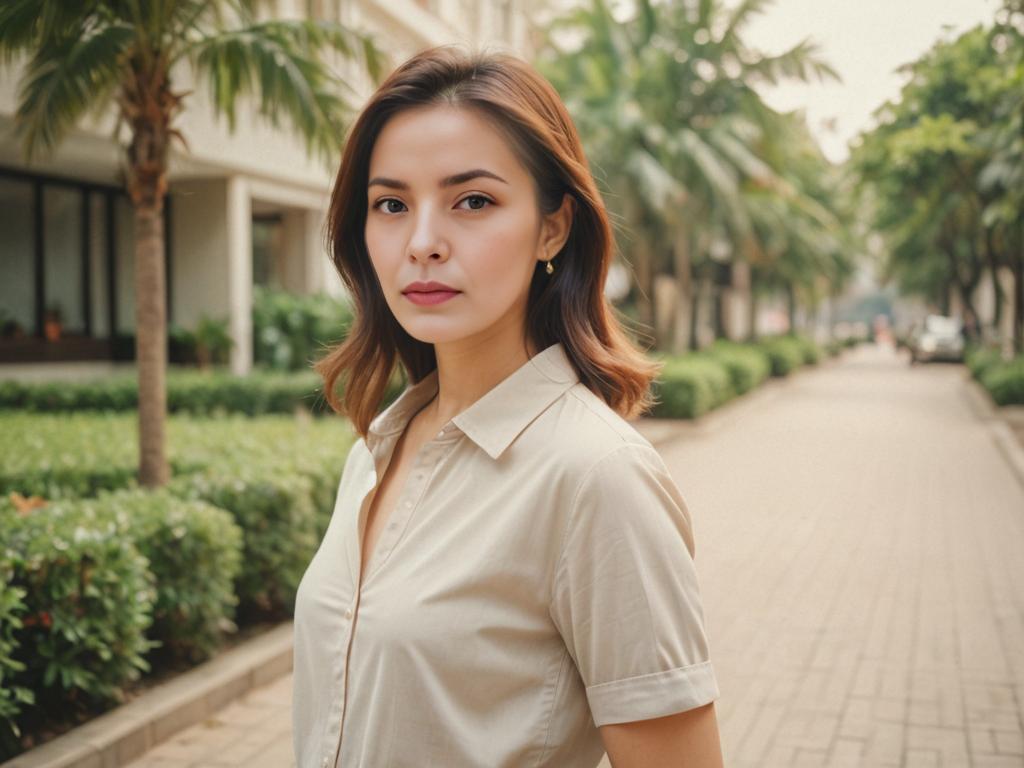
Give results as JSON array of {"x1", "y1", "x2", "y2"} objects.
[
  {"x1": 194, "y1": 314, "x2": 234, "y2": 370},
  {"x1": 43, "y1": 302, "x2": 63, "y2": 341}
]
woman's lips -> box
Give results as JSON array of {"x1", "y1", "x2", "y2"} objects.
[{"x1": 403, "y1": 290, "x2": 461, "y2": 306}]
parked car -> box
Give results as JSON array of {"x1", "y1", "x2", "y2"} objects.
[{"x1": 908, "y1": 314, "x2": 965, "y2": 364}]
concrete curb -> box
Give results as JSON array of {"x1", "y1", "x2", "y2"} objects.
[
  {"x1": 1, "y1": 622, "x2": 294, "y2": 768},
  {"x1": 961, "y1": 373, "x2": 1024, "y2": 491}
]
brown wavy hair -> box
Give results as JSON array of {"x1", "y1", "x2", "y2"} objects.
[{"x1": 314, "y1": 44, "x2": 661, "y2": 438}]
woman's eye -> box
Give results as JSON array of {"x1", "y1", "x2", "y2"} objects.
[
  {"x1": 374, "y1": 199, "x2": 406, "y2": 214},
  {"x1": 458, "y1": 194, "x2": 493, "y2": 211}
]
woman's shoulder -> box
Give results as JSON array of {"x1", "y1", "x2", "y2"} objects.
[{"x1": 536, "y1": 381, "x2": 665, "y2": 480}]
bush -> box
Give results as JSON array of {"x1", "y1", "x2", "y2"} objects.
[
  {"x1": 0, "y1": 368, "x2": 332, "y2": 417},
  {"x1": 649, "y1": 354, "x2": 734, "y2": 419},
  {"x1": 979, "y1": 356, "x2": 1024, "y2": 406},
  {"x1": 965, "y1": 345, "x2": 1006, "y2": 381},
  {"x1": 253, "y1": 286, "x2": 353, "y2": 371},
  {"x1": 758, "y1": 335, "x2": 806, "y2": 376},
  {"x1": 791, "y1": 334, "x2": 822, "y2": 365},
  {"x1": 99, "y1": 489, "x2": 244, "y2": 663},
  {"x1": 0, "y1": 501, "x2": 32, "y2": 749},
  {"x1": 2, "y1": 498, "x2": 158, "y2": 731},
  {"x1": 705, "y1": 341, "x2": 771, "y2": 395},
  {"x1": 0, "y1": 414, "x2": 356, "y2": 545},
  {"x1": 0, "y1": 413, "x2": 207, "y2": 501},
  {"x1": 168, "y1": 463, "x2": 318, "y2": 619}
]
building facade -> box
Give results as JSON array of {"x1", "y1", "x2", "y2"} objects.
[{"x1": 0, "y1": 0, "x2": 539, "y2": 378}]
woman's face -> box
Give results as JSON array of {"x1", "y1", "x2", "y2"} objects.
[{"x1": 364, "y1": 104, "x2": 571, "y2": 348}]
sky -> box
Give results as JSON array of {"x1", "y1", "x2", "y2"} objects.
[{"x1": 739, "y1": 0, "x2": 1003, "y2": 164}]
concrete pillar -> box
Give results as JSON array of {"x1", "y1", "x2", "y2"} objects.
[{"x1": 226, "y1": 175, "x2": 252, "y2": 375}]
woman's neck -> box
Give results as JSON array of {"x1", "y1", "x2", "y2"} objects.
[{"x1": 425, "y1": 332, "x2": 538, "y2": 427}]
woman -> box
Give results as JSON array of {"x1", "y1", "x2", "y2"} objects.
[{"x1": 293, "y1": 45, "x2": 724, "y2": 768}]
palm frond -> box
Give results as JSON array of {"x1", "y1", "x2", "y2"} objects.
[
  {"x1": 188, "y1": 19, "x2": 380, "y2": 164},
  {"x1": 0, "y1": 0, "x2": 97, "y2": 66},
  {"x1": 14, "y1": 21, "x2": 133, "y2": 160}
]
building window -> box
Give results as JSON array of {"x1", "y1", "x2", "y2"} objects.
[
  {"x1": 0, "y1": 178, "x2": 34, "y2": 340},
  {"x1": 0, "y1": 168, "x2": 171, "y2": 361}
]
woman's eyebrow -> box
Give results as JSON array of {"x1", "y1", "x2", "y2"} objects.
[{"x1": 367, "y1": 169, "x2": 509, "y2": 190}]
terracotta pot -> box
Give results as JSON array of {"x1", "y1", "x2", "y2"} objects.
[{"x1": 44, "y1": 318, "x2": 62, "y2": 341}]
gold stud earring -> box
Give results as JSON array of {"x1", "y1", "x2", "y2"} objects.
[{"x1": 545, "y1": 259, "x2": 555, "y2": 275}]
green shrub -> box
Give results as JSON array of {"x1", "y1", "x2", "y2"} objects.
[
  {"x1": 0, "y1": 368, "x2": 333, "y2": 417},
  {"x1": 980, "y1": 356, "x2": 1024, "y2": 406},
  {"x1": 2, "y1": 499, "x2": 157, "y2": 727},
  {"x1": 168, "y1": 463, "x2": 319, "y2": 619},
  {"x1": 965, "y1": 345, "x2": 1006, "y2": 381},
  {"x1": 758, "y1": 335, "x2": 806, "y2": 376},
  {"x1": 649, "y1": 354, "x2": 734, "y2": 419},
  {"x1": 98, "y1": 489, "x2": 244, "y2": 663},
  {"x1": 705, "y1": 341, "x2": 771, "y2": 395},
  {"x1": 0, "y1": 414, "x2": 356, "y2": 545},
  {"x1": 0, "y1": 501, "x2": 33, "y2": 748},
  {"x1": 791, "y1": 334, "x2": 822, "y2": 365},
  {"x1": 253, "y1": 286, "x2": 353, "y2": 371}
]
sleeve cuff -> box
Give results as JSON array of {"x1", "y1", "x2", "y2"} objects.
[{"x1": 585, "y1": 660, "x2": 720, "y2": 727}]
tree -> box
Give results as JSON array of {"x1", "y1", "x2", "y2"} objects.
[
  {"x1": 538, "y1": 0, "x2": 842, "y2": 352},
  {"x1": 0, "y1": 0, "x2": 385, "y2": 485},
  {"x1": 852, "y1": 24, "x2": 1016, "y2": 345}
]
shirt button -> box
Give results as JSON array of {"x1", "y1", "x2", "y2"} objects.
[
  {"x1": 345, "y1": 608, "x2": 353, "y2": 619},
  {"x1": 322, "y1": 758, "x2": 329, "y2": 767},
  {"x1": 403, "y1": 500, "x2": 412, "y2": 509}
]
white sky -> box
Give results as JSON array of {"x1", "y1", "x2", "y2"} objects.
[{"x1": 739, "y1": 0, "x2": 1002, "y2": 163}]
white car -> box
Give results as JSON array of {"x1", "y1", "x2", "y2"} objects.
[{"x1": 909, "y1": 314, "x2": 964, "y2": 364}]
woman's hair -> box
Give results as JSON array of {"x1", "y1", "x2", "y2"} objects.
[{"x1": 314, "y1": 44, "x2": 662, "y2": 437}]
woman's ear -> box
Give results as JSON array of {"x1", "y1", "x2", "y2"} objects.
[{"x1": 540, "y1": 193, "x2": 575, "y2": 259}]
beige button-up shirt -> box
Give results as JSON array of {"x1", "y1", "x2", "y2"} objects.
[{"x1": 292, "y1": 342, "x2": 719, "y2": 768}]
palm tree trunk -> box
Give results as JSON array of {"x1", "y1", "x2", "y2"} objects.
[
  {"x1": 671, "y1": 227, "x2": 692, "y2": 354},
  {"x1": 134, "y1": 199, "x2": 169, "y2": 486},
  {"x1": 785, "y1": 281, "x2": 796, "y2": 335},
  {"x1": 124, "y1": 61, "x2": 173, "y2": 487},
  {"x1": 689, "y1": 265, "x2": 704, "y2": 351},
  {"x1": 1014, "y1": 222, "x2": 1024, "y2": 355}
]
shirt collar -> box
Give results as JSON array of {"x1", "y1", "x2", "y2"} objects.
[{"x1": 367, "y1": 342, "x2": 580, "y2": 461}]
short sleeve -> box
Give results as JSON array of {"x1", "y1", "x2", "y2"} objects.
[{"x1": 549, "y1": 442, "x2": 720, "y2": 727}]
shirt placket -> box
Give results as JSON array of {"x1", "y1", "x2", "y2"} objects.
[{"x1": 325, "y1": 423, "x2": 460, "y2": 768}]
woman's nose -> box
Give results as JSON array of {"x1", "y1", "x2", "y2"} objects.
[{"x1": 408, "y1": 205, "x2": 449, "y2": 263}]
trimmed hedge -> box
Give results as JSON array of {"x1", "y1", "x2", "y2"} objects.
[
  {"x1": 760, "y1": 335, "x2": 807, "y2": 376},
  {"x1": 0, "y1": 503, "x2": 32, "y2": 748},
  {"x1": 0, "y1": 489, "x2": 246, "y2": 749},
  {"x1": 705, "y1": 340, "x2": 771, "y2": 395},
  {"x1": 102, "y1": 489, "x2": 244, "y2": 663},
  {"x1": 1, "y1": 498, "x2": 158, "y2": 725},
  {"x1": 979, "y1": 357, "x2": 1024, "y2": 406},
  {"x1": 649, "y1": 354, "x2": 734, "y2": 419},
  {"x1": 168, "y1": 464, "x2": 317, "y2": 618},
  {"x1": 0, "y1": 366, "x2": 407, "y2": 418},
  {"x1": 0, "y1": 369, "x2": 330, "y2": 417},
  {"x1": 0, "y1": 413, "x2": 355, "y2": 515}
]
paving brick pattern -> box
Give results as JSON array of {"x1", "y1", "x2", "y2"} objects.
[{"x1": 125, "y1": 344, "x2": 1024, "y2": 767}]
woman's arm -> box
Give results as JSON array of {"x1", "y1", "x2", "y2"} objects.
[{"x1": 599, "y1": 701, "x2": 724, "y2": 768}]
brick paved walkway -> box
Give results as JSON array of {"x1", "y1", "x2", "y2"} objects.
[{"x1": 125, "y1": 343, "x2": 1024, "y2": 767}]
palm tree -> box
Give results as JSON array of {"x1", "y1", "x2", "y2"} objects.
[
  {"x1": 539, "y1": 0, "x2": 840, "y2": 352},
  {"x1": 0, "y1": 1, "x2": 385, "y2": 486}
]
